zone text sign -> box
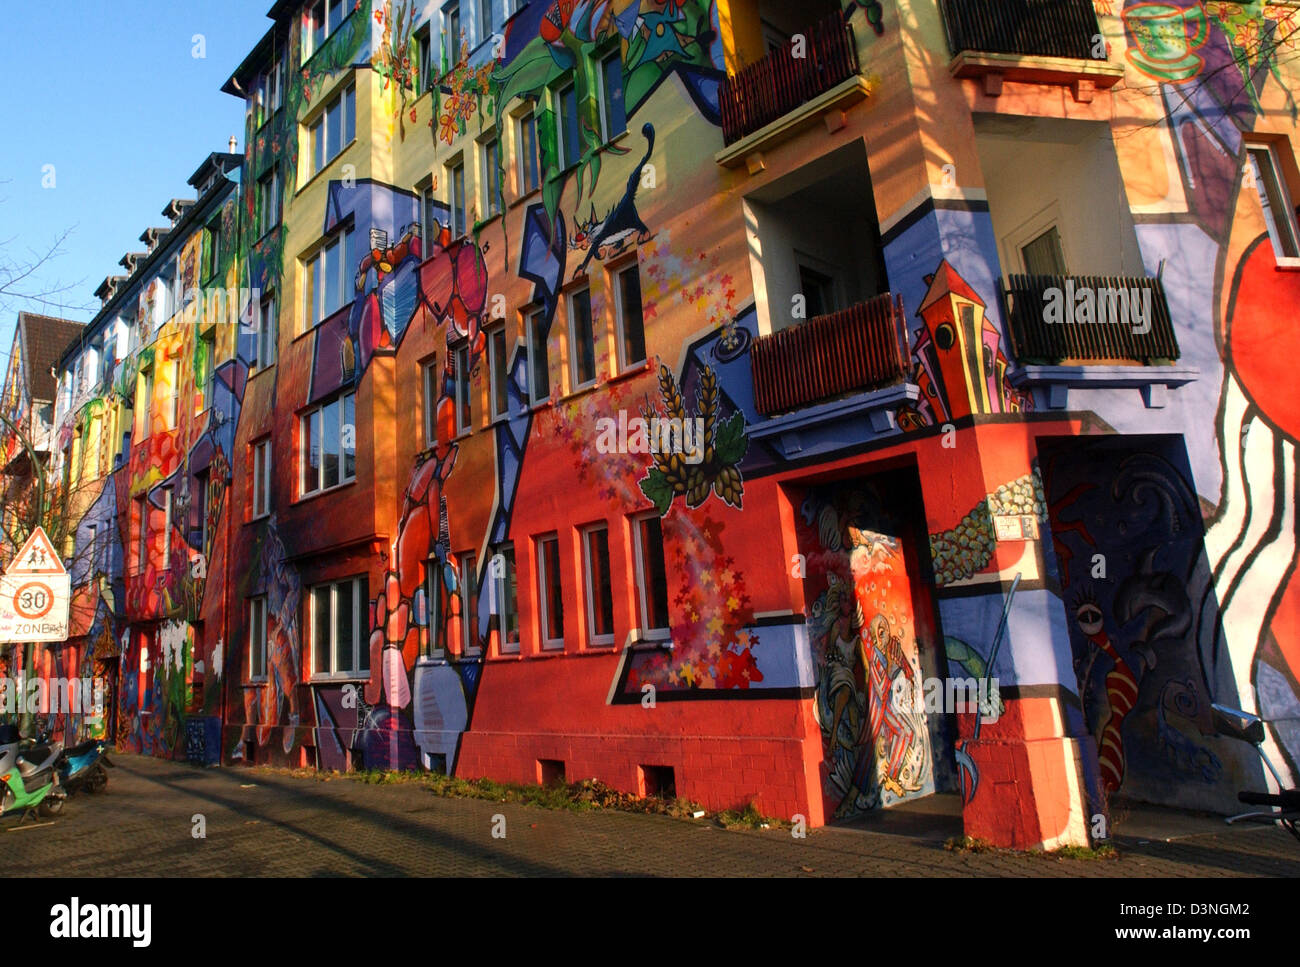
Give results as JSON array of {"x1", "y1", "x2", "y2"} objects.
[{"x1": 0, "y1": 527, "x2": 70, "y2": 642}]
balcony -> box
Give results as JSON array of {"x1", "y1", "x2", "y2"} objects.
[
  {"x1": 719, "y1": 11, "x2": 862, "y2": 151},
  {"x1": 1001, "y1": 273, "x2": 1181, "y2": 364},
  {"x1": 940, "y1": 0, "x2": 1122, "y2": 100},
  {"x1": 751, "y1": 293, "x2": 908, "y2": 417}
]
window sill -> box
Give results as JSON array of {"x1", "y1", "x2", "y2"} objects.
[
  {"x1": 246, "y1": 512, "x2": 272, "y2": 526},
  {"x1": 295, "y1": 136, "x2": 359, "y2": 199},
  {"x1": 247, "y1": 363, "x2": 276, "y2": 381},
  {"x1": 608, "y1": 358, "x2": 654, "y2": 386},
  {"x1": 509, "y1": 186, "x2": 542, "y2": 210},
  {"x1": 308, "y1": 675, "x2": 369, "y2": 685},
  {"x1": 243, "y1": 679, "x2": 269, "y2": 688},
  {"x1": 1274, "y1": 257, "x2": 1300, "y2": 271},
  {"x1": 295, "y1": 477, "x2": 358, "y2": 506}
]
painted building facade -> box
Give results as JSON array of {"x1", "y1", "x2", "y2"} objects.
[{"x1": 9, "y1": 0, "x2": 1300, "y2": 849}]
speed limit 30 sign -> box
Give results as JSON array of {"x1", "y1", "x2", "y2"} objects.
[{"x1": 0, "y1": 527, "x2": 71, "y2": 643}]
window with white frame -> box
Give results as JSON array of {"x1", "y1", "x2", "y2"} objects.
[
  {"x1": 307, "y1": 0, "x2": 348, "y2": 59},
  {"x1": 166, "y1": 360, "x2": 180, "y2": 429},
  {"x1": 582, "y1": 523, "x2": 614, "y2": 646},
  {"x1": 299, "y1": 392, "x2": 356, "y2": 496},
  {"x1": 447, "y1": 158, "x2": 467, "y2": 238},
  {"x1": 258, "y1": 167, "x2": 280, "y2": 238},
  {"x1": 477, "y1": 0, "x2": 494, "y2": 46},
  {"x1": 489, "y1": 541, "x2": 519, "y2": 654},
  {"x1": 487, "y1": 324, "x2": 509, "y2": 420},
  {"x1": 422, "y1": 357, "x2": 440, "y2": 447},
  {"x1": 525, "y1": 306, "x2": 549, "y2": 405},
  {"x1": 632, "y1": 512, "x2": 670, "y2": 637},
  {"x1": 415, "y1": 23, "x2": 434, "y2": 93},
  {"x1": 567, "y1": 287, "x2": 597, "y2": 389},
  {"x1": 260, "y1": 290, "x2": 278, "y2": 367},
  {"x1": 419, "y1": 178, "x2": 440, "y2": 249},
  {"x1": 516, "y1": 107, "x2": 541, "y2": 196},
  {"x1": 444, "y1": 2, "x2": 462, "y2": 65},
  {"x1": 249, "y1": 595, "x2": 268, "y2": 680},
  {"x1": 134, "y1": 366, "x2": 153, "y2": 440},
  {"x1": 161, "y1": 486, "x2": 173, "y2": 563},
  {"x1": 303, "y1": 228, "x2": 355, "y2": 329},
  {"x1": 1246, "y1": 143, "x2": 1300, "y2": 261},
  {"x1": 252, "y1": 437, "x2": 272, "y2": 518},
  {"x1": 307, "y1": 82, "x2": 356, "y2": 178},
  {"x1": 452, "y1": 342, "x2": 472, "y2": 433},
  {"x1": 199, "y1": 330, "x2": 217, "y2": 407},
  {"x1": 311, "y1": 576, "x2": 369, "y2": 677},
  {"x1": 613, "y1": 263, "x2": 646, "y2": 370},
  {"x1": 457, "y1": 550, "x2": 480, "y2": 655},
  {"x1": 481, "y1": 134, "x2": 502, "y2": 218},
  {"x1": 536, "y1": 533, "x2": 564, "y2": 649}
]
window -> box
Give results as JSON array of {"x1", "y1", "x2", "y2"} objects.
[
  {"x1": 268, "y1": 57, "x2": 283, "y2": 114},
  {"x1": 1020, "y1": 226, "x2": 1067, "y2": 276},
  {"x1": 477, "y1": 0, "x2": 493, "y2": 46},
  {"x1": 567, "y1": 287, "x2": 597, "y2": 389},
  {"x1": 299, "y1": 392, "x2": 356, "y2": 496},
  {"x1": 536, "y1": 534, "x2": 564, "y2": 649},
  {"x1": 526, "y1": 306, "x2": 550, "y2": 405},
  {"x1": 307, "y1": 83, "x2": 356, "y2": 178},
  {"x1": 1246, "y1": 143, "x2": 1300, "y2": 260},
  {"x1": 488, "y1": 324, "x2": 509, "y2": 420},
  {"x1": 613, "y1": 263, "x2": 646, "y2": 370},
  {"x1": 632, "y1": 513, "x2": 670, "y2": 636},
  {"x1": 598, "y1": 49, "x2": 627, "y2": 141},
  {"x1": 555, "y1": 78, "x2": 580, "y2": 169},
  {"x1": 419, "y1": 179, "x2": 440, "y2": 247},
  {"x1": 307, "y1": 0, "x2": 348, "y2": 58},
  {"x1": 422, "y1": 357, "x2": 440, "y2": 447},
  {"x1": 258, "y1": 168, "x2": 280, "y2": 238},
  {"x1": 582, "y1": 524, "x2": 614, "y2": 646},
  {"x1": 135, "y1": 496, "x2": 148, "y2": 573},
  {"x1": 252, "y1": 437, "x2": 272, "y2": 518},
  {"x1": 254, "y1": 290, "x2": 278, "y2": 368},
  {"x1": 481, "y1": 135, "x2": 502, "y2": 218},
  {"x1": 452, "y1": 343, "x2": 472, "y2": 433},
  {"x1": 303, "y1": 228, "x2": 355, "y2": 328},
  {"x1": 415, "y1": 24, "x2": 433, "y2": 93},
  {"x1": 161, "y1": 487, "x2": 173, "y2": 563},
  {"x1": 249, "y1": 596, "x2": 268, "y2": 680},
  {"x1": 206, "y1": 220, "x2": 223, "y2": 280},
  {"x1": 199, "y1": 330, "x2": 217, "y2": 407},
  {"x1": 166, "y1": 360, "x2": 180, "y2": 429},
  {"x1": 798, "y1": 263, "x2": 838, "y2": 319},
  {"x1": 457, "y1": 551, "x2": 480, "y2": 655},
  {"x1": 447, "y1": 159, "x2": 467, "y2": 238},
  {"x1": 516, "y1": 109, "x2": 541, "y2": 196},
  {"x1": 489, "y1": 542, "x2": 519, "y2": 654},
  {"x1": 196, "y1": 472, "x2": 209, "y2": 555},
  {"x1": 134, "y1": 367, "x2": 153, "y2": 440},
  {"x1": 445, "y1": 2, "x2": 462, "y2": 66},
  {"x1": 311, "y1": 576, "x2": 370, "y2": 677}
]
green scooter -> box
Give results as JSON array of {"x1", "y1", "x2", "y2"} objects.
[{"x1": 0, "y1": 724, "x2": 66, "y2": 822}]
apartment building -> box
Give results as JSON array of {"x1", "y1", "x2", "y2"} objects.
[{"x1": 6, "y1": 0, "x2": 1299, "y2": 850}]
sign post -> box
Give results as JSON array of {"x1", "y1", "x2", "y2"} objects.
[{"x1": 0, "y1": 527, "x2": 71, "y2": 643}]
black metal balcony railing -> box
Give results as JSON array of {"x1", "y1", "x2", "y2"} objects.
[
  {"x1": 940, "y1": 0, "x2": 1107, "y2": 61},
  {"x1": 751, "y1": 292, "x2": 909, "y2": 416},
  {"x1": 1001, "y1": 274, "x2": 1180, "y2": 363},
  {"x1": 720, "y1": 12, "x2": 860, "y2": 146}
]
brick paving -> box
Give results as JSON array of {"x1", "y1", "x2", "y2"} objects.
[{"x1": 3, "y1": 753, "x2": 1297, "y2": 877}]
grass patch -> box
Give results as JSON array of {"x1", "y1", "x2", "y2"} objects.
[
  {"x1": 254, "y1": 763, "x2": 787, "y2": 829},
  {"x1": 944, "y1": 835, "x2": 999, "y2": 853},
  {"x1": 1047, "y1": 843, "x2": 1118, "y2": 861},
  {"x1": 945, "y1": 835, "x2": 1119, "y2": 860}
]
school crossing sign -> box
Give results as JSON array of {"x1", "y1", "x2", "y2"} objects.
[{"x1": 0, "y1": 527, "x2": 70, "y2": 643}]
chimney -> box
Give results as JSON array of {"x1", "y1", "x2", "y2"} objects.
[{"x1": 229, "y1": 135, "x2": 238, "y2": 153}]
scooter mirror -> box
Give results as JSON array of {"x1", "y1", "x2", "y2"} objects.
[{"x1": 1211, "y1": 703, "x2": 1266, "y2": 745}]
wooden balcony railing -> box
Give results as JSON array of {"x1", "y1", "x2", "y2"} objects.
[
  {"x1": 1000, "y1": 274, "x2": 1180, "y2": 363},
  {"x1": 751, "y1": 293, "x2": 909, "y2": 417},
  {"x1": 940, "y1": 0, "x2": 1107, "y2": 60},
  {"x1": 720, "y1": 12, "x2": 860, "y2": 146}
]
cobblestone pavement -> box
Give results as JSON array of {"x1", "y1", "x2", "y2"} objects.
[{"x1": 4, "y1": 754, "x2": 1298, "y2": 877}]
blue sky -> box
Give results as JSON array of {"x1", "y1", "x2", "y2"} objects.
[{"x1": 0, "y1": 0, "x2": 274, "y2": 360}]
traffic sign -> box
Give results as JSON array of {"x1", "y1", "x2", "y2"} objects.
[
  {"x1": 0, "y1": 527, "x2": 70, "y2": 642},
  {"x1": 7, "y1": 526, "x2": 66, "y2": 575}
]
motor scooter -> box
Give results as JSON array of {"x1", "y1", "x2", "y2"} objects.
[
  {"x1": 57, "y1": 736, "x2": 112, "y2": 795},
  {"x1": 0, "y1": 724, "x2": 66, "y2": 821},
  {"x1": 1211, "y1": 703, "x2": 1300, "y2": 844}
]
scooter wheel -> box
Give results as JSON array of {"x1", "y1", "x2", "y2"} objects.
[
  {"x1": 38, "y1": 797, "x2": 65, "y2": 818},
  {"x1": 88, "y1": 766, "x2": 108, "y2": 794}
]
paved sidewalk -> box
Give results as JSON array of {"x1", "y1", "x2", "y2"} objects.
[{"x1": 3, "y1": 754, "x2": 1297, "y2": 877}]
